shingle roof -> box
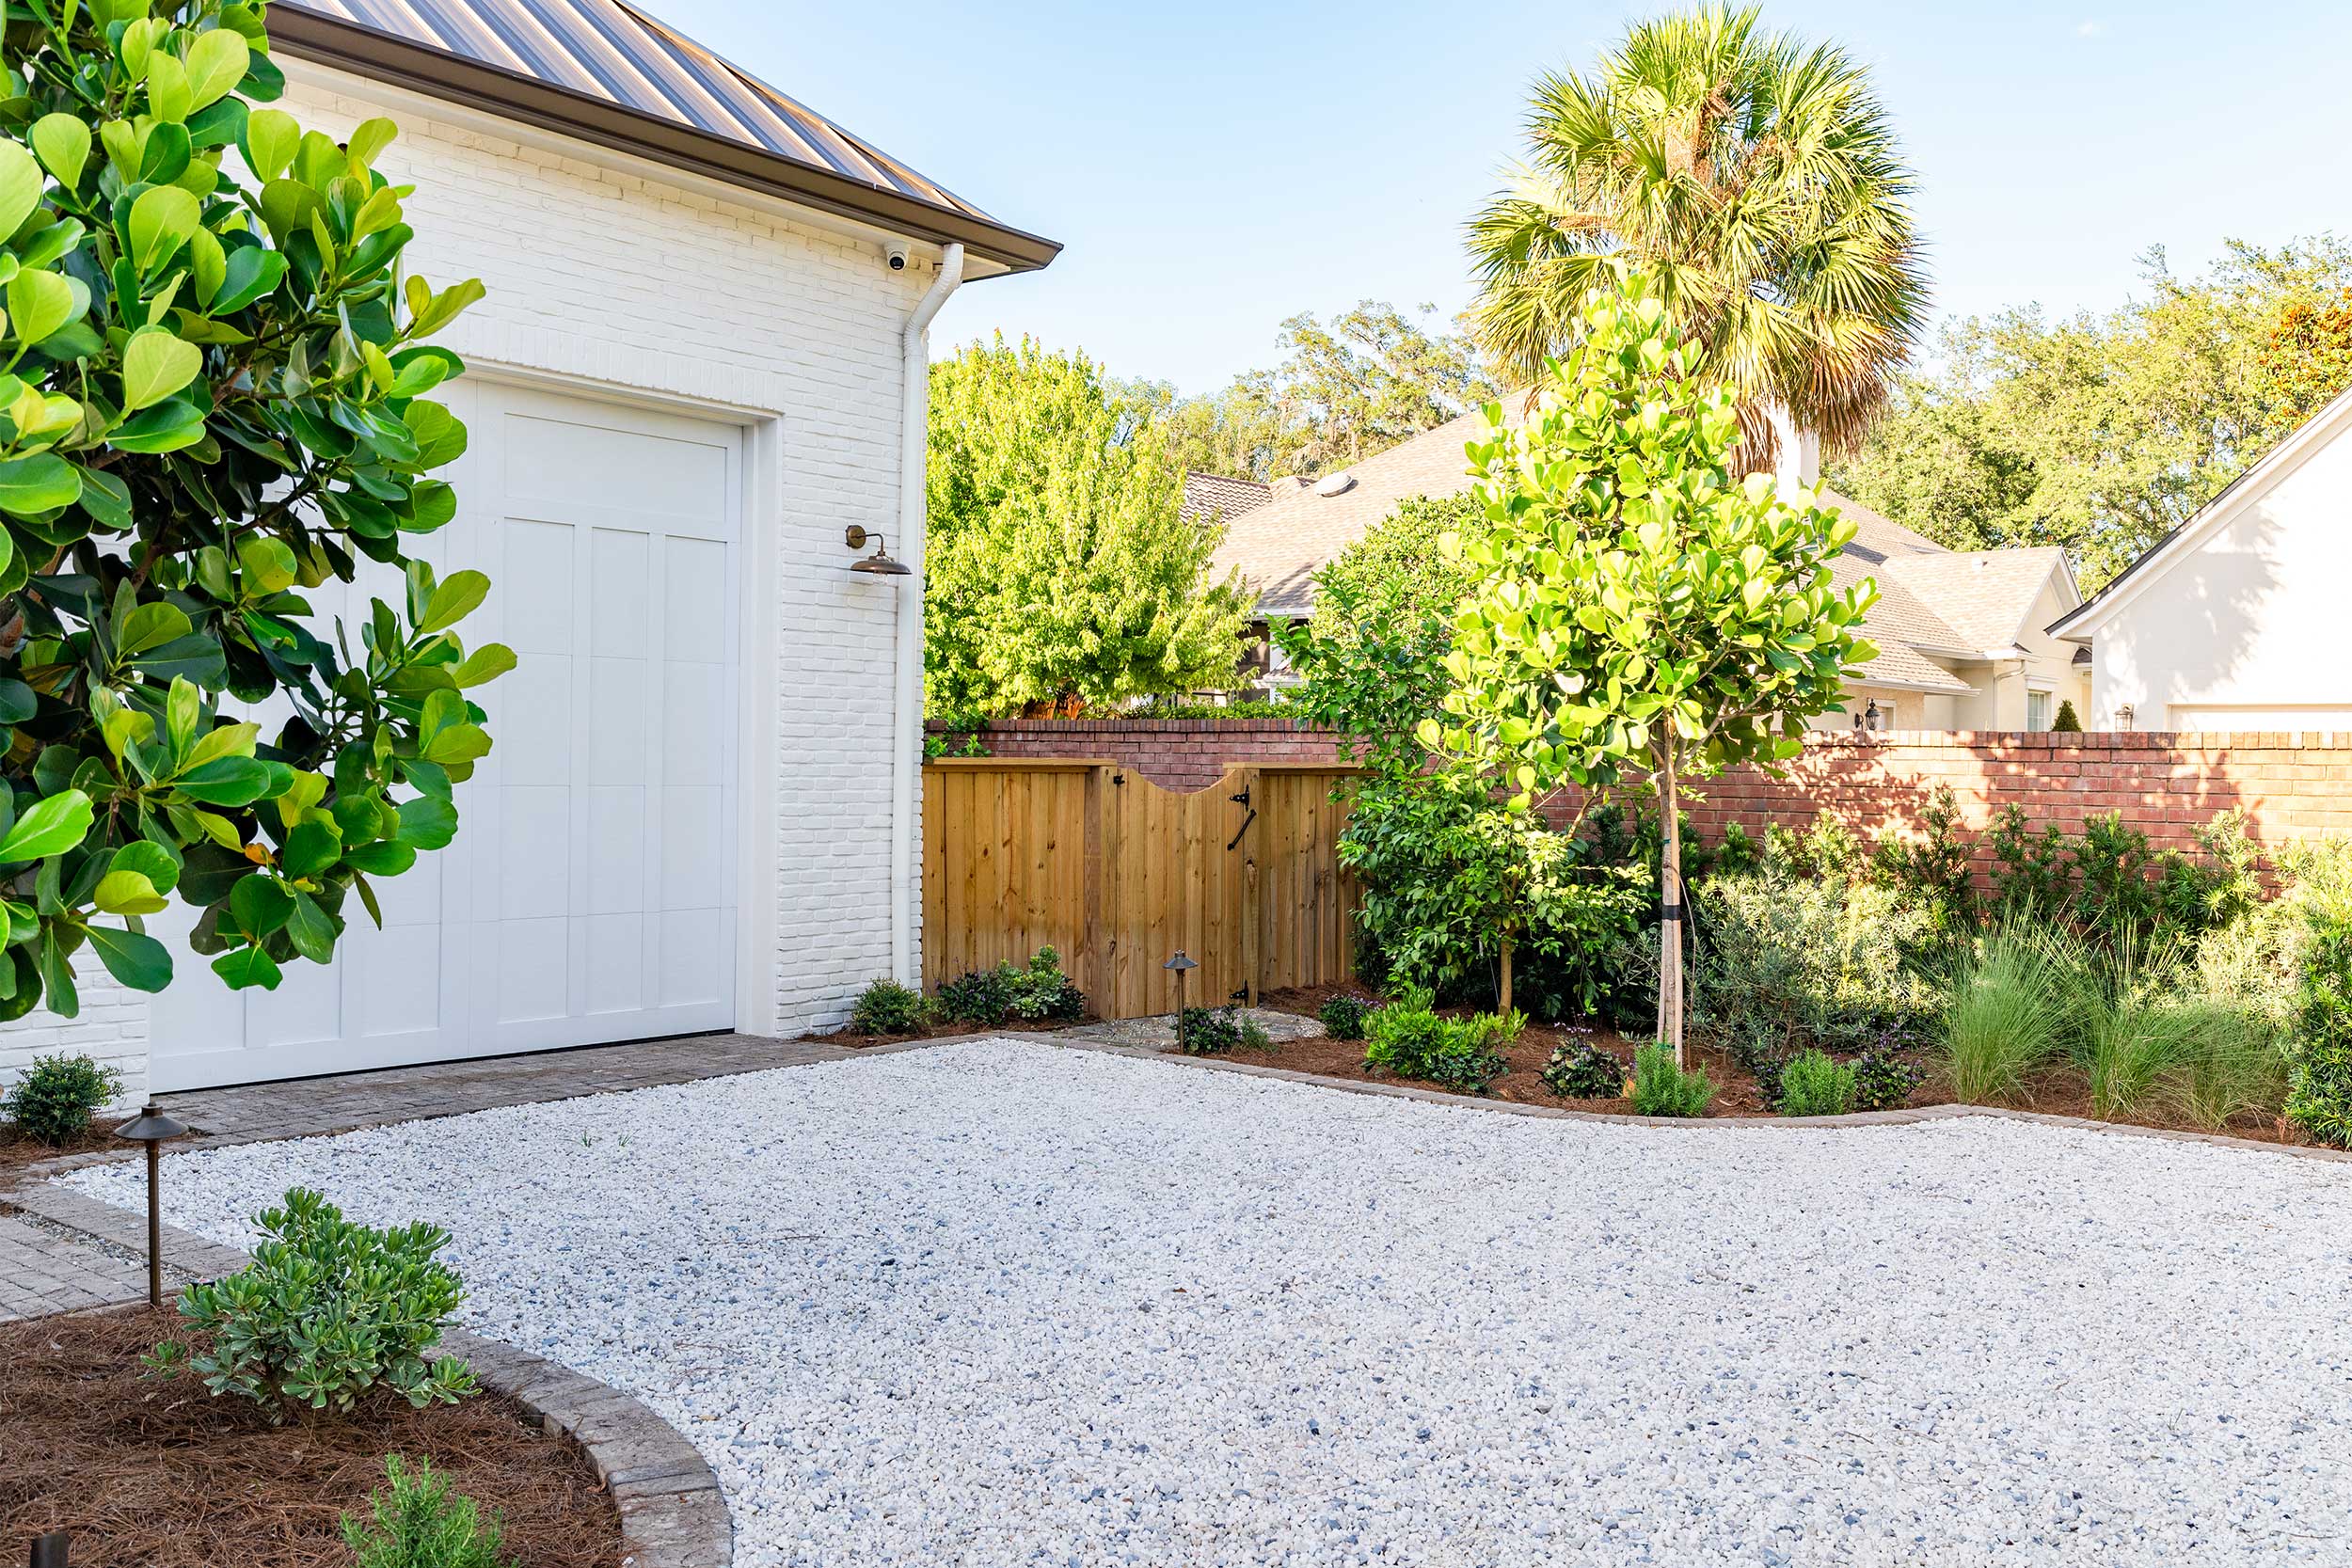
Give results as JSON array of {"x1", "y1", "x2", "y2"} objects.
[
  {"x1": 273, "y1": 0, "x2": 1059, "y2": 271},
  {"x1": 1209, "y1": 413, "x2": 2065, "y2": 697},
  {"x1": 1182, "y1": 471, "x2": 1272, "y2": 530}
]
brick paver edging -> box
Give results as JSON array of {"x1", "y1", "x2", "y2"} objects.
[
  {"x1": 4, "y1": 1181, "x2": 732, "y2": 1568},
  {"x1": 1041, "y1": 1037, "x2": 2352, "y2": 1164}
]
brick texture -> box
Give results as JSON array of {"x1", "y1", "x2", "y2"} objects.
[{"x1": 940, "y1": 720, "x2": 2352, "y2": 861}]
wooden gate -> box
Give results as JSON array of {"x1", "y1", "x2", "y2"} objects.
[{"x1": 921, "y1": 759, "x2": 1359, "y2": 1019}]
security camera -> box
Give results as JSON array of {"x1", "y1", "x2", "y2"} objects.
[{"x1": 884, "y1": 241, "x2": 911, "y2": 272}]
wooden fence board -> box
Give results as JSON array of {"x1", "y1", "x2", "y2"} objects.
[{"x1": 922, "y1": 760, "x2": 1360, "y2": 1019}]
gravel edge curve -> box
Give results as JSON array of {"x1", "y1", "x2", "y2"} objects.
[{"x1": 3, "y1": 1180, "x2": 731, "y2": 1568}]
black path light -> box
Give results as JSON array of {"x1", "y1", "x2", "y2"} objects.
[
  {"x1": 113, "y1": 1102, "x2": 188, "y2": 1309},
  {"x1": 1164, "y1": 950, "x2": 1198, "y2": 1022}
]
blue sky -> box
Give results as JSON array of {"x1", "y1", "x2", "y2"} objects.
[{"x1": 653, "y1": 2, "x2": 2352, "y2": 394}]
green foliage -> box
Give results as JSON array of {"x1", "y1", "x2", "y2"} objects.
[
  {"x1": 1539, "y1": 1037, "x2": 1625, "y2": 1100},
  {"x1": 2, "y1": 1048, "x2": 122, "y2": 1143},
  {"x1": 847, "y1": 977, "x2": 931, "y2": 1037},
  {"x1": 1308, "y1": 494, "x2": 1487, "y2": 641},
  {"x1": 1690, "y1": 865, "x2": 1941, "y2": 1055},
  {"x1": 926, "y1": 336, "x2": 1249, "y2": 716},
  {"x1": 1175, "y1": 1005, "x2": 1241, "y2": 1056},
  {"x1": 1774, "y1": 1049, "x2": 1856, "y2": 1117},
  {"x1": 145, "y1": 1187, "x2": 475, "y2": 1419},
  {"x1": 1238, "y1": 1015, "x2": 1273, "y2": 1052},
  {"x1": 2284, "y1": 839, "x2": 2352, "y2": 1146},
  {"x1": 1128, "y1": 302, "x2": 1495, "y2": 483},
  {"x1": 1987, "y1": 803, "x2": 2071, "y2": 918},
  {"x1": 1362, "y1": 990, "x2": 1516, "y2": 1093},
  {"x1": 1833, "y1": 238, "x2": 2352, "y2": 587},
  {"x1": 1466, "y1": 5, "x2": 1927, "y2": 455},
  {"x1": 2260, "y1": 285, "x2": 2352, "y2": 437},
  {"x1": 1850, "y1": 1043, "x2": 1924, "y2": 1112},
  {"x1": 1941, "y1": 923, "x2": 2074, "y2": 1104},
  {"x1": 1868, "y1": 784, "x2": 1978, "y2": 933},
  {"x1": 341, "y1": 1456, "x2": 515, "y2": 1568},
  {"x1": 1629, "y1": 1041, "x2": 1713, "y2": 1117},
  {"x1": 2050, "y1": 699, "x2": 2083, "y2": 733},
  {"x1": 933, "y1": 946, "x2": 1085, "y2": 1026},
  {"x1": 1316, "y1": 992, "x2": 1369, "y2": 1041},
  {"x1": 0, "y1": 2, "x2": 498, "y2": 1014}
]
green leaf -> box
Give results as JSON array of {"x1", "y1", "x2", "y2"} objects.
[
  {"x1": 173, "y1": 755, "x2": 273, "y2": 806},
  {"x1": 110, "y1": 838, "x2": 181, "y2": 895},
  {"x1": 28, "y1": 114, "x2": 90, "y2": 189},
  {"x1": 420, "y1": 722, "x2": 490, "y2": 768},
  {"x1": 145, "y1": 52, "x2": 193, "y2": 122},
  {"x1": 0, "y1": 678, "x2": 33, "y2": 724},
  {"x1": 7, "y1": 267, "x2": 82, "y2": 350},
  {"x1": 87, "y1": 924, "x2": 172, "y2": 991},
  {"x1": 183, "y1": 29, "x2": 251, "y2": 110},
  {"x1": 0, "y1": 144, "x2": 41, "y2": 242},
  {"x1": 38, "y1": 929, "x2": 77, "y2": 1019},
  {"x1": 280, "y1": 817, "x2": 342, "y2": 879},
  {"x1": 120, "y1": 326, "x2": 202, "y2": 413},
  {"x1": 0, "y1": 452, "x2": 82, "y2": 516},
  {"x1": 449, "y1": 642, "x2": 516, "y2": 688},
  {"x1": 343, "y1": 840, "x2": 416, "y2": 877},
  {"x1": 419, "y1": 569, "x2": 490, "y2": 634},
  {"x1": 210, "y1": 246, "x2": 284, "y2": 314},
  {"x1": 127, "y1": 184, "x2": 202, "y2": 273},
  {"x1": 0, "y1": 790, "x2": 91, "y2": 863},
  {"x1": 240, "y1": 108, "x2": 300, "y2": 182},
  {"x1": 93, "y1": 868, "x2": 167, "y2": 915},
  {"x1": 395, "y1": 795, "x2": 458, "y2": 850},
  {"x1": 346, "y1": 118, "x2": 398, "y2": 169},
  {"x1": 211, "y1": 945, "x2": 283, "y2": 990},
  {"x1": 285, "y1": 892, "x2": 337, "y2": 964},
  {"x1": 115, "y1": 599, "x2": 191, "y2": 657},
  {"x1": 229, "y1": 874, "x2": 293, "y2": 938}
]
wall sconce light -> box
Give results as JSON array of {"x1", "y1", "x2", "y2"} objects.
[
  {"x1": 113, "y1": 1101, "x2": 188, "y2": 1308},
  {"x1": 844, "y1": 525, "x2": 911, "y2": 576},
  {"x1": 2118, "y1": 704, "x2": 2135, "y2": 731},
  {"x1": 1863, "y1": 699, "x2": 1882, "y2": 733}
]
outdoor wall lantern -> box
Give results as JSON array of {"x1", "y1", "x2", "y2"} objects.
[
  {"x1": 113, "y1": 1101, "x2": 188, "y2": 1308},
  {"x1": 843, "y1": 524, "x2": 911, "y2": 576},
  {"x1": 1863, "y1": 699, "x2": 1883, "y2": 733}
]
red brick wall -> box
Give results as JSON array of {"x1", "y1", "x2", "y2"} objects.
[{"x1": 931, "y1": 721, "x2": 2352, "y2": 853}]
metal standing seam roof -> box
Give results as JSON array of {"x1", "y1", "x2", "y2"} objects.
[{"x1": 272, "y1": 0, "x2": 1060, "y2": 272}]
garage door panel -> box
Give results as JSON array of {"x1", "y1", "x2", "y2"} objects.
[{"x1": 148, "y1": 383, "x2": 741, "y2": 1090}]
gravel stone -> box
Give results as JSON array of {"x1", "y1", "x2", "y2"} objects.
[{"x1": 59, "y1": 1037, "x2": 2352, "y2": 1566}]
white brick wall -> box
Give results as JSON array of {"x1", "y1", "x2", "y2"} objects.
[{"x1": 0, "y1": 68, "x2": 930, "y2": 1100}]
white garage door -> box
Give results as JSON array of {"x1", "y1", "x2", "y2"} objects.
[
  {"x1": 2168, "y1": 704, "x2": 2352, "y2": 732},
  {"x1": 150, "y1": 383, "x2": 742, "y2": 1090}
]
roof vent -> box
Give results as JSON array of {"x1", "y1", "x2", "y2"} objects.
[{"x1": 1312, "y1": 470, "x2": 1357, "y2": 498}]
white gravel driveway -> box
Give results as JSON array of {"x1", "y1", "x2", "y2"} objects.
[{"x1": 63, "y1": 1038, "x2": 2352, "y2": 1566}]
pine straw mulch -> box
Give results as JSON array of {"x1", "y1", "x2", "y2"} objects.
[
  {"x1": 0, "y1": 1119, "x2": 189, "y2": 1188},
  {"x1": 0, "y1": 1308, "x2": 622, "y2": 1568},
  {"x1": 1255, "y1": 986, "x2": 2315, "y2": 1144}
]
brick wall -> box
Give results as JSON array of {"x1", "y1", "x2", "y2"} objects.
[{"x1": 935, "y1": 720, "x2": 2352, "y2": 857}]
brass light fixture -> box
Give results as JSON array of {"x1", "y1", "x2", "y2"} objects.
[
  {"x1": 113, "y1": 1101, "x2": 188, "y2": 1308},
  {"x1": 1164, "y1": 950, "x2": 1198, "y2": 1021},
  {"x1": 844, "y1": 524, "x2": 911, "y2": 576}
]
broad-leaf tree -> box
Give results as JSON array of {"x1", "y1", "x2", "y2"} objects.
[
  {"x1": 0, "y1": 0, "x2": 497, "y2": 1018},
  {"x1": 1427, "y1": 277, "x2": 1877, "y2": 1058},
  {"x1": 927, "y1": 336, "x2": 1248, "y2": 716},
  {"x1": 1466, "y1": 3, "x2": 1928, "y2": 462}
]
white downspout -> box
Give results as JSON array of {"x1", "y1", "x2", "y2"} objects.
[{"x1": 892, "y1": 242, "x2": 963, "y2": 986}]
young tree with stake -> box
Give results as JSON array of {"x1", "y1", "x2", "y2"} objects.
[{"x1": 1424, "y1": 277, "x2": 1879, "y2": 1062}]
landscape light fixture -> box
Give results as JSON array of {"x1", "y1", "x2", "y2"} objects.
[
  {"x1": 29, "y1": 1530, "x2": 70, "y2": 1568},
  {"x1": 1164, "y1": 950, "x2": 1198, "y2": 1021},
  {"x1": 113, "y1": 1101, "x2": 188, "y2": 1308},
  {"x1": 843, "y1": 524, "x2": 911, "y2": 576}
]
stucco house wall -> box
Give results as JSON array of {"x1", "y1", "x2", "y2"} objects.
[{"x1": 2064, "y1": 390, "x2": 2352, "y2": 732}]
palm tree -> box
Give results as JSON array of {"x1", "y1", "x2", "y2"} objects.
[{"x1": 1466, "y1": 5, "x2": 1930, "y2": 462}]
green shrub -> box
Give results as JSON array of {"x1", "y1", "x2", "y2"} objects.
[
  {"x1": 935, "y1": 947, "x2": 1085, "y2": 1026},
  {"x1": 2284, "y1": 838, "x2": 2352, "y2": 1146},
  {"x1": 1850, "y1": 1040, "x2": 1925, "y2": 1112},
  {"x1": 1539, "y1": 1038, "x2": 1625, "y2": 1099},
  {"x1": 1774, "y1": 1049, "x2": 1856, "y2": 1117},
  {"x1": 1239, "y1": 1015, "x2": 1274, "y2": 1051},
  {"x1": 1690, "y1": 865, "x2": 1942, "y2": 1057},
  {"x1": 1942, "y1": 923, "x2": 2074, "y2": 1104},
  {"x1": 3, "y1": 1051, "x2": 124, "y2": 1145},
  {"x1": 144, "y1": 1188, "x2": 475, "y2": 1419},
  {"x1": 1176, "y1": 1006, "x2": 1242, "y2": 1055},
  {"x1": 1317, "y1": 993, "x2": 1370, "y2": 1040},
  {"x1": 1362, "y1": 990, "x2": 1515, "y2": 1094},
  {"x1": 847, "y1": 978, "x2": 931, "y2": 1036},
  {"x1": 1629, "y1": 1042, "x2": 1713, "y2": 1117},
  {"x1": 342, "y1": 1456, "x2": 514, "y2": 1568},
  {"x1": 1869, "y1": 784, "x2": 1978, "y2": 931},
  {"x1": 2178, "y1": 1003, "x2": 2289, "y2": 1130},
  {"x1": 2051, "y1": 700, "x2": 2083, "y2": 733},
  {"x1": 1987, "y1": 803, "x2": 2073, "y2": 920},
  {"x1": 2074, "y1": 955, "x2": 2204, "y2": 1121},
  {"x1": 2072, "y1": 813, "x2": 2162, "y2": 943}
]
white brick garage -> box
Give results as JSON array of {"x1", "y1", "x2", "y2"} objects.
[{"x1": 0, "y1": 3, "x2": 1057, "y2": 1099}]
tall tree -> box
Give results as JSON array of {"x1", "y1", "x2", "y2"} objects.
[
  {"x1": 1134, "y1": 302, "x2": 1495, "y2": 483},
  {"x1": 927, "y1": 338, "x2": 1249, "y2": 717},
  {"x1": 1833, "y1": 239, "x2": 2352, "y2": 588},
  {"x1": 1431, "y1": 277, "x2": 1875, "y2": 1046},
  {"x1": 1466, "y1": 4, "x2": 1929, "y2": 461}
]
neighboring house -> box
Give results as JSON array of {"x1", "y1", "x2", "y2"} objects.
[
  {"x1": 1181, "y1": 471, "x2": 1273, "y2": 530},
  {"x1": 1210, "y1": 408, "x2": 2090, "y2": 730},
  {"x1": 0, "y1": 0, "x2": 1056, "y2": 1099},
  {"x1": 2049, "y1": 387, "x2": 2352, "y2": 732}
]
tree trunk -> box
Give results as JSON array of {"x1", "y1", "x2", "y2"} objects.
[
  {"x1": 1655, "y1": 751, "x2": 1687, "y2": 1069},
  {"x1": 1498, "y1": 928, "x2": 1514, "y2": 1017}
]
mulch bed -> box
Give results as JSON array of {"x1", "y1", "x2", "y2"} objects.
[
  {"x1": 0, "y1": 1308, "x2": 621, "y2": 1568},
  {"x1": 0, "y1": 1120, "x2": 200, "y2": 1187},
  {"x1": 1256, "y1": 985, "x2": 2312, "y2": 1141}
]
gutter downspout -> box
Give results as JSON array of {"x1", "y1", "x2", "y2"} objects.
[{"x1": 892, "y1": 242, "x2": 963, "y2": 986}]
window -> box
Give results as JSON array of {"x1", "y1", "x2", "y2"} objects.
[{"x1": 2026, "y1": 689, "x2": 2052, "y2": 730}]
